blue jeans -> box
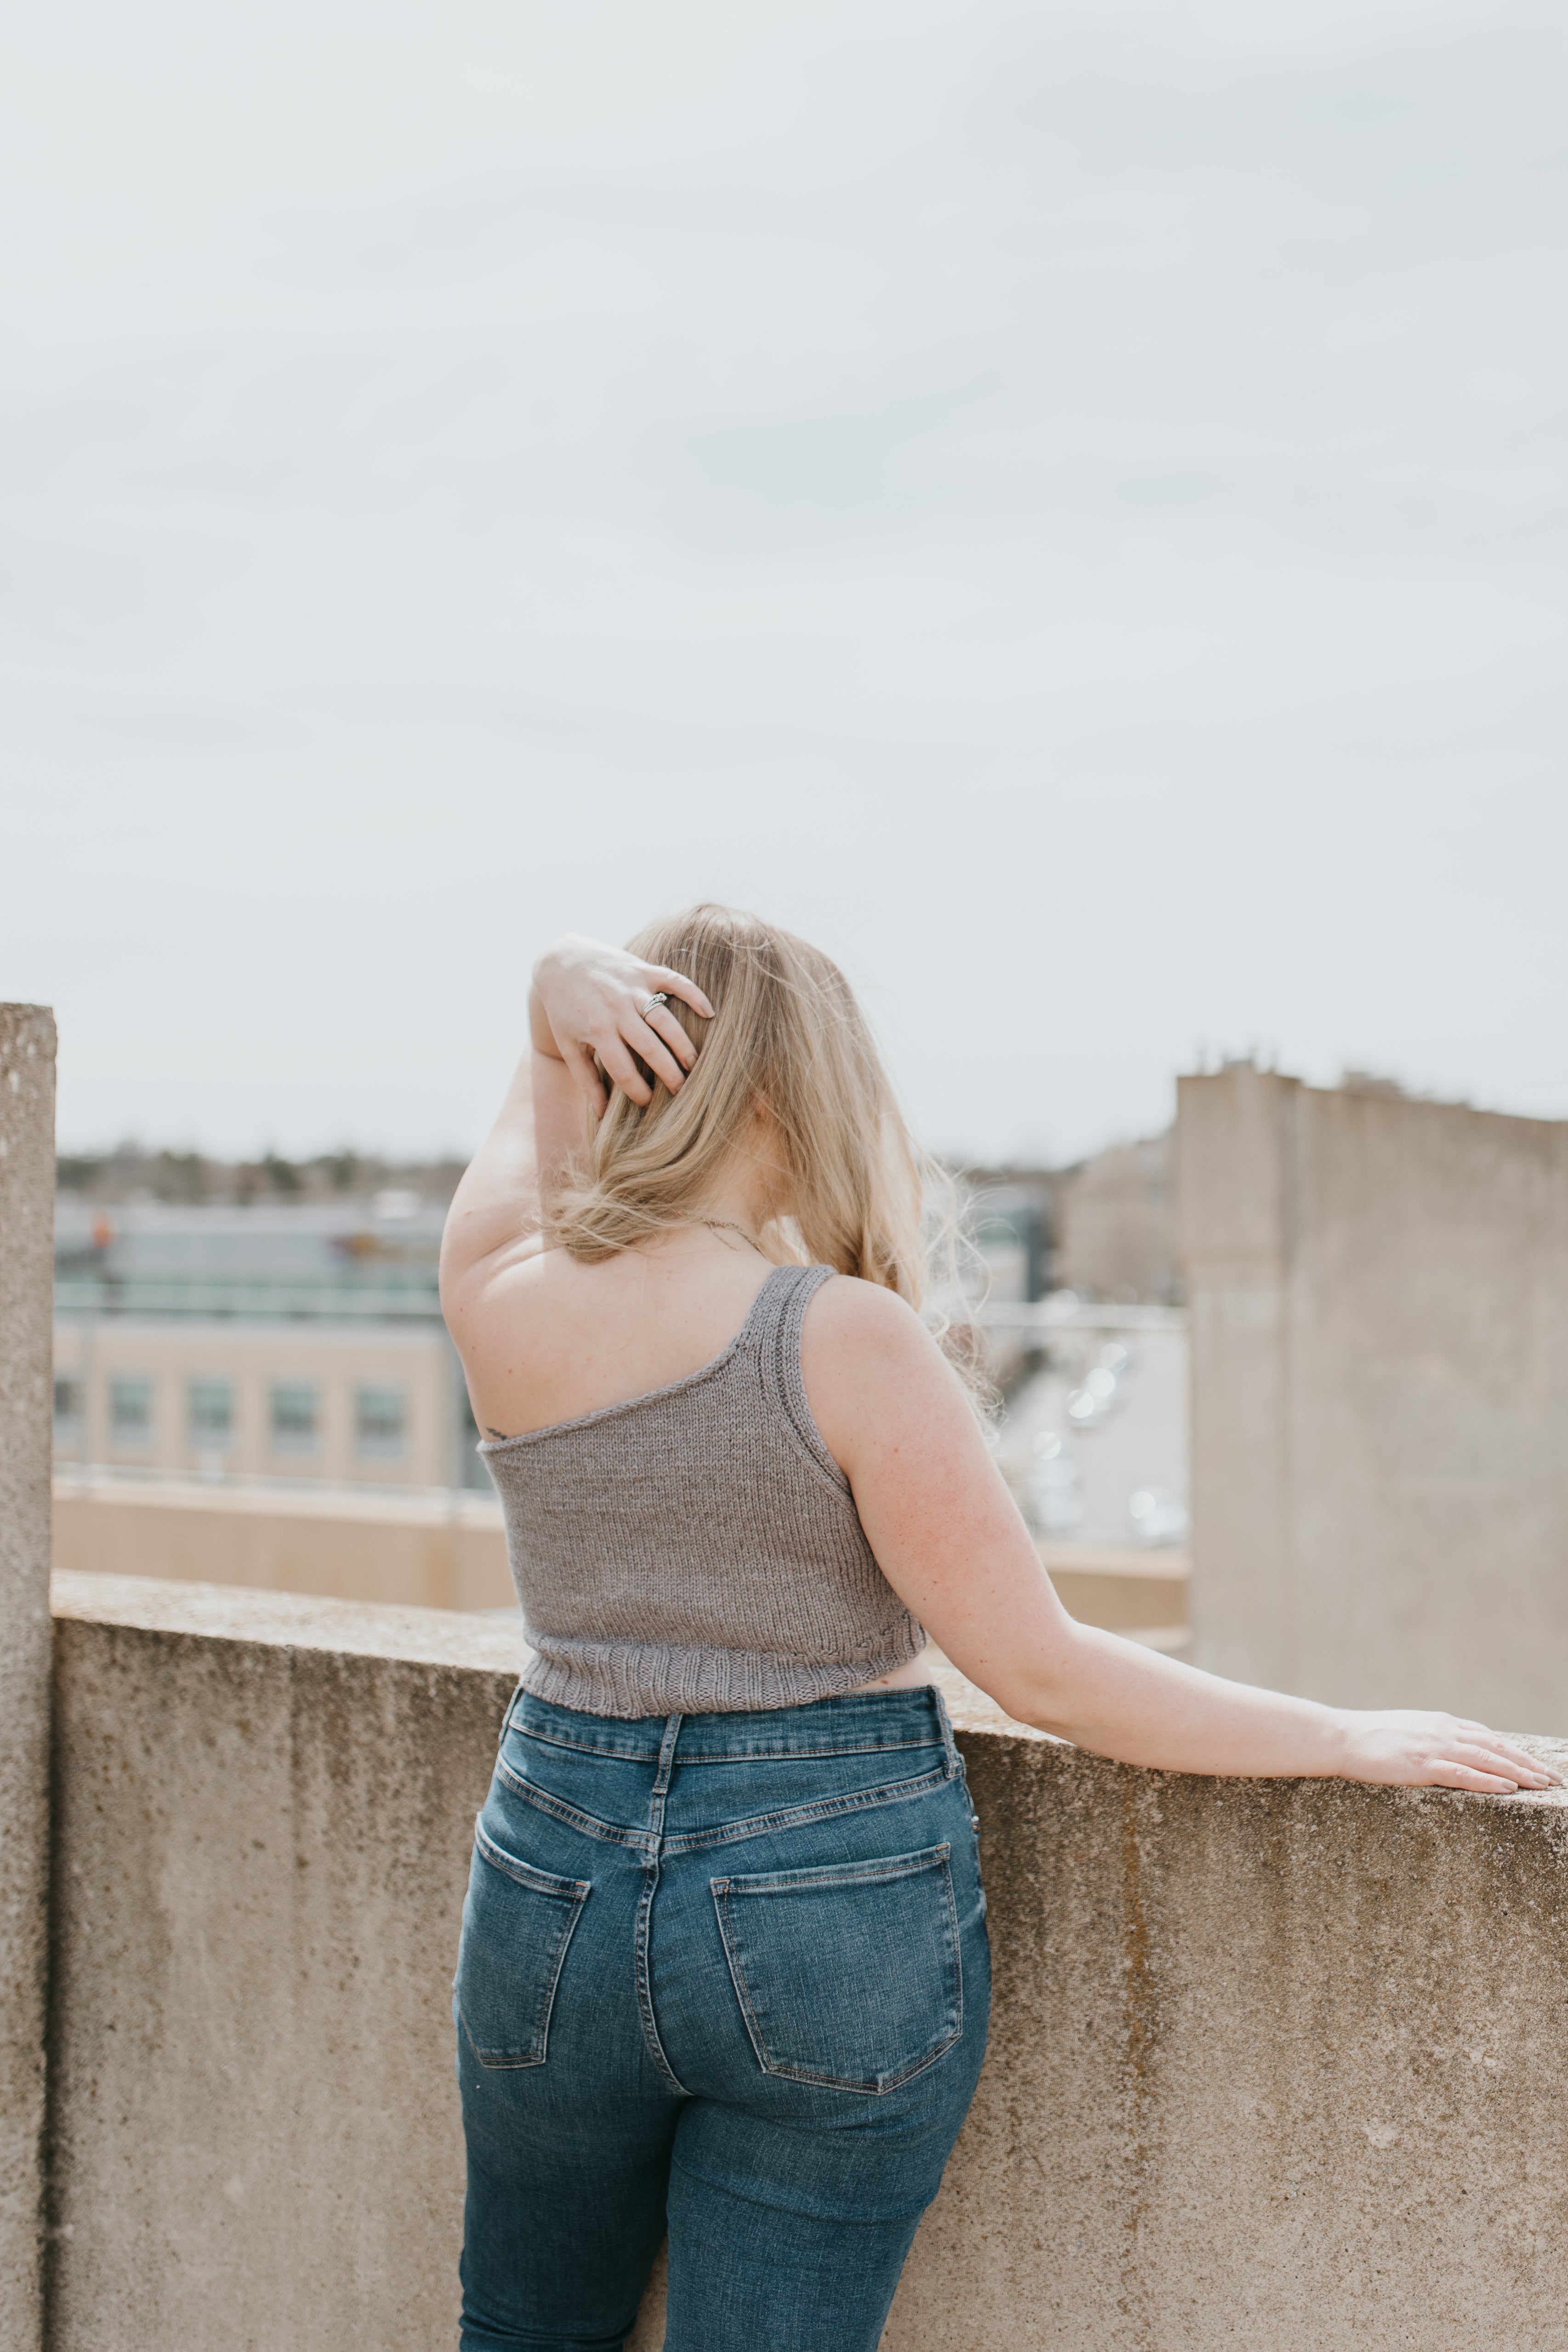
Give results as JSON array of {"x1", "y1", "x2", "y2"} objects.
[{"x1": 455, "y1": 1684, "x2": 990, "y2": 2352}]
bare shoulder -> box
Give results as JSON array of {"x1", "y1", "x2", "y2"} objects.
[
  {"x1": 802, "y1": 1271, "x2": 931, "y2": 1362},
  {"x1": 801, "y1": 1274, "x2": 965, "y2": 1474},
  {"x1": 442, "y1": 1234, "x2": 579, "y2": 1369}
]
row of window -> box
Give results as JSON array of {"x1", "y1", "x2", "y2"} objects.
[{"x1": 53, "y1": 1375, "x2": 409, "y2": 1460}]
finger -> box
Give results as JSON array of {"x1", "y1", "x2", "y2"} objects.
[
  {"x1": 1490, "y1": 1740, "x2": 1562, "y2": 1782},
  {"x1": 597, "y1": 1037, "x2": 653, "y2": 1107},
  {"x1": 1430, "y1": 1721, "x2": 1560, "y2": 1783},
  {"x1": 644, "y1": 999, "x2": 698, "y2": 1072},
  {"x1": 646, "y1": 964, "x2": 714, "y2": 1022},
  {"x1": 1428, "y1": 1761, "x2": 1521, "y2": 1792},
  {"x1": 1448, "y1": 1738, "x2": 1557, "y2": 1784},
  {"x1": 629, "y1": 1008, "x2": 694, "y2": 1094}
]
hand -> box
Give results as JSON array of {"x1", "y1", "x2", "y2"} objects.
[
  {"x1": 1332, "y1": 1710, "x2": 1561, "y2": 1793},
  {"x1": 531, "y1": 935, "x2": 715, "y2": 1115}
]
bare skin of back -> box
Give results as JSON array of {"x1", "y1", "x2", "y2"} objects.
[{"x1": 441, "y1": 933, "x2": 1556, "y2": 1795}]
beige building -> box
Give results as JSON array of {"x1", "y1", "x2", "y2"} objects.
[
  {"x1": 1054, "y1": 1132, "x2": 1176, "y2": 1301},
  {"x1": 52, "y1": 1318, "x2": 472, "y2": 1492}
]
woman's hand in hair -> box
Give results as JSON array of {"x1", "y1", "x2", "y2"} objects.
[{"x1": 532, "y1": 936, "x2": 714, "y2": 1115}]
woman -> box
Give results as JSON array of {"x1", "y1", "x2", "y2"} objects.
[{"x1": 440, "y1": 905, "x2": 1550, "y2": 2352}]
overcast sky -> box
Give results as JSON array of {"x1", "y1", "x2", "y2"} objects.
[{"x1": 4, "y1": 0, "x2": 1565, "y2": 1165}]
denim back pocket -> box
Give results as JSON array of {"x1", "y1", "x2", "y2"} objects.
[
  {"x1": 711, "y1": 1842, "x2": 961, "y2": 2095},
  {"x1": 455, "y1": 1818, "x2": 590, "y2": 2069}
]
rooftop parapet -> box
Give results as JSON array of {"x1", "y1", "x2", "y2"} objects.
[{"x1": 44, "y1": 1572, "x2": 1568, "y2": 2351}]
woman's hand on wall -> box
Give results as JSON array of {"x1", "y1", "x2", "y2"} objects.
[{"x1": 1327, "y1": 1711, "x2": 1556, "y2": 1792}]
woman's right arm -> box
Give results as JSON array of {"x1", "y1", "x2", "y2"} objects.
[
  {"x1": 803, "y1": 1280, "x2": 1557, "y2": 1792},
  {"x1": 439, "y1": 936, "x2": 713, "y2": 1318}
]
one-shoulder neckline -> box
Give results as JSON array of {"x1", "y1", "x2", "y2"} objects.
[{"x1": 478, "y1": 1263, "x2": 824, "y2": 1452}]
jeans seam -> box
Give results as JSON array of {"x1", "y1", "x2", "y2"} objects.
[
  {"x1": 472, "y1": 1816, "x2": 592, "y2": 1900},
  {"x1": 458, "y1": 1855, "x2": 590, "y2": 2068},
  {"x1": 512, "y1": 1726, "x2": 943, "y2": 1764},
  {"x1": 710, "y1": 1841, "x2": 951, "y2": 1895},
  {"x1": 493, "y1": 1755, "x2": 653, "y2": 1852},
  {"x1": 743, "y1": 2028, "x2": 963, "y2": 2096},
  {"x1": 633, "y1": 1715, "x2": 689, "y2": 2096},
  {"x1": 634, "y1": 1862, "x2": 687, "y2": 2095},
  {"x1": 712, "y1": 1883, "x2": 771, "y2": 2076},
  {"x1": 659, "y1": 1762, "x2": 953, "y2": 1856}
]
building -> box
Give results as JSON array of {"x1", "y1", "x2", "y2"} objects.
[{"x1": 53, "y1": 1194, "x2": 488, "y2": 1494}]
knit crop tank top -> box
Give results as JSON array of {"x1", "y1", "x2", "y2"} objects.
[{"x1": 480, "y1": 1262, "x2": 926, "y2": 1719}]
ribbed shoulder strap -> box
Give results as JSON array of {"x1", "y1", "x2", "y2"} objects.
[{"x1": 746, "y1": 1263, "x2": 845, "y2": 1488}]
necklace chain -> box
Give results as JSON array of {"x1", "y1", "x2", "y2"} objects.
[{"x1": 699, "y1": 1217, "x2": 764, "y2": 1253}]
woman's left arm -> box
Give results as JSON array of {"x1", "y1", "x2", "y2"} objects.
[{"x1": 803, "y1": 1279, "x2": 1557, "y2": 1791}]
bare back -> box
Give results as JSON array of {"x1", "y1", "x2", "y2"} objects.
[{"x1": 457, "y1": 1230, "x2": 784, "y2": 1442}]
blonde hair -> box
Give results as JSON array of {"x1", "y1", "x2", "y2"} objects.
[{"x1": 549, "y1": 903, "x2": 955, "y2": 1314}]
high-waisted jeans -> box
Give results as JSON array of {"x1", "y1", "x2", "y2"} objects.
[{"x1": 455, "y1": 1684, "x2": 991, "y2": 2352}]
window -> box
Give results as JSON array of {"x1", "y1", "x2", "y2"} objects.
[
  {"x1": 54, "y1": 1375, "x2": 84, "y2": 1436},
  {"x1": 355, "y1": 1384, "x2": 407, "y2": 1460},
  {"x1": 109, "y1": 1376, "x2": 154, "y2": 1448},
  {"x1": 189, "y1": 1379, "x2": 234, "y2": 1447},
  {"x1": 270, "y1": 1382, "x2": 318, "y2": 1455}
]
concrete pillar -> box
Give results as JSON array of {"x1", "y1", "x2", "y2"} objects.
[
  {"x1": 1176, "y1": 1062, "x2": 1568, "y2": 1725},
  {"x1": 0, "y1": 1005, "x2": 56, "y2": 2350},
  {"x1": 1175, "y1": 1066, "x2": 1300, "y2": 1688}
]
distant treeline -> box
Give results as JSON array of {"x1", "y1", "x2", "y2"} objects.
[{"x1": 56, "y1": 1145, "x2": 468, "y2": 1206}]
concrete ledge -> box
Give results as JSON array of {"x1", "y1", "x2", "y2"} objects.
[
  {"x1": 53, "y1": 1479, "x2": 518, "y2": 1612},
  {"x1": 51, "y1": 1488, "x2": 1191, "y2": 1640},
  {"x1": 44, "y1": 1574, "x2": 1568, "y2": 2350}
]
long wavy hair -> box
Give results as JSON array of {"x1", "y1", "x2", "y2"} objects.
[{"x1": 548, "y1": 903, "x2": 960, "y2": 1317}]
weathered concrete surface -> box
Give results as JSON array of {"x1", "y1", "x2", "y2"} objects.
[
  {"x1": 43, "y1": 1574, "x2": 1568, "y2": 2350},
  {"x1": 45, "y1": 1574, "x2": 521, "y2": 2350},
  {"x1": 885, "y1": 1735, "x2": 1568, "y2": 2350},
  {"x1": 1178, "y1": 1066, "x2": 1568, "y2": 1722},
  {"x1": 0, "y1": 1005, "x2": 56, "y2": 2351}
]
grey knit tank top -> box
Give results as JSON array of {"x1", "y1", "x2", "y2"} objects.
[{"x1": 481, "y1": 1263, "x2": 925, "y2": 1719}]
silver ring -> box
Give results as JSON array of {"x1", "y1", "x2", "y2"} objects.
[{"x1": 642, "y1": 991, "x2": 669, "y2": 1018}]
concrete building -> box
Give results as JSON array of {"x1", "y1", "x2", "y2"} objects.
[
  {"x1": 1177, "y1": 1063, "x2": 1568, "y2": 1727},
  {"x1": 1054, "y1": 1132, "x2": 1177, "y2": 1303},
  {"x1": 52, "y1": 1197, "x2": 488, "y2": 1494}
]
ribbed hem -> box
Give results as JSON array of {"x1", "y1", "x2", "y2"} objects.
[{"x1": 519, "y1": 1629, "x2": 926, "y2": 1721}]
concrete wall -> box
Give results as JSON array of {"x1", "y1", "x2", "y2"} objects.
[
  {"x1": 45, "y1": 1571, "x2": 1568, "y2": 2351},
  {"x1": 0, "y1": 1006, "x2": 55, "y2": 2352},
  {"x1": 1177, "y1": 1066, "x2": 1568, "y2": 1724}
]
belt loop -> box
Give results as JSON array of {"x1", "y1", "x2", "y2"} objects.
[
  {"x1": 651, "y1": 1712, "x2": 684, "y2": 1802},
  {"x1": 932, "y1": 1685, "x2": 962, "y2": 1779},
  {"x1": 500, "y1": 1681, "x2": 524, "y2": 1745}
]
